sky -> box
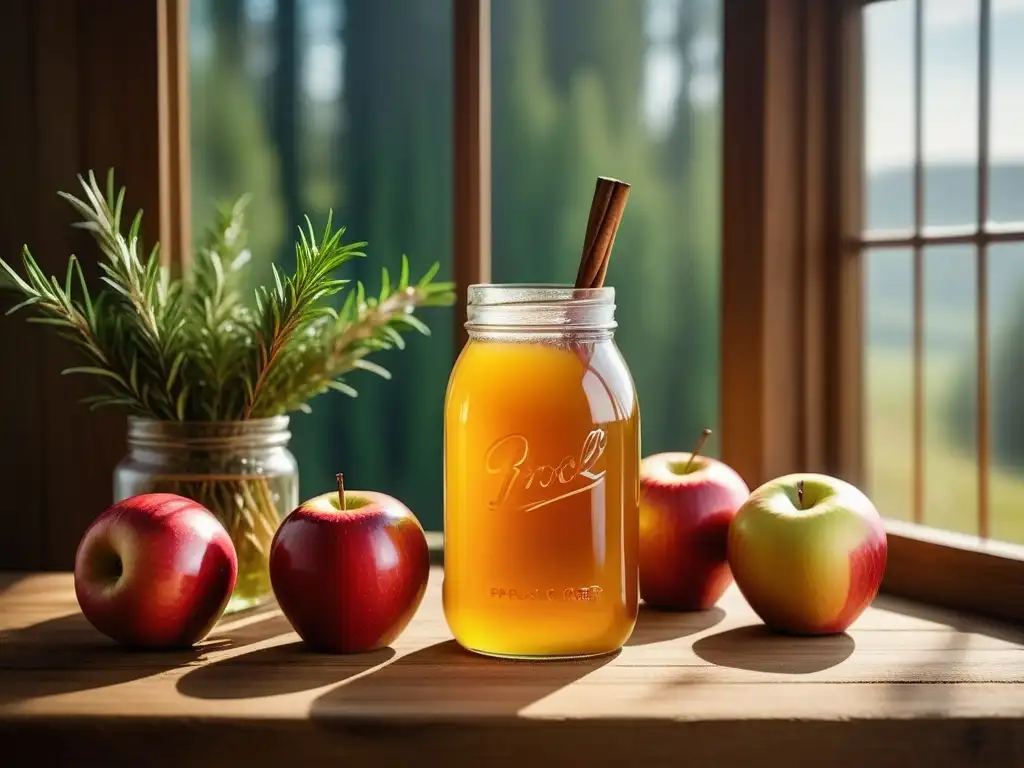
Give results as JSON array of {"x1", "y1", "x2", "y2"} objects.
[
  {"x1": 865, "y1": 0, "x2": 1024, "y2": 170},
  {"x1": 640, "y1": 0, "x2": 1024, "y2": 169}
]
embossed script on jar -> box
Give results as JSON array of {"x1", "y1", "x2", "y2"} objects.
[{"x1": 485, "y1": 428, "x2": 607, "y2": 512}]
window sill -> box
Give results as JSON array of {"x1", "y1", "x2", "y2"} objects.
[
  {"x1": 881, "y1": 520, "x2": 1024, "y2": 625},
  {"x1": 2, "y1": 566, "x2": 1022, "y2": 766}
]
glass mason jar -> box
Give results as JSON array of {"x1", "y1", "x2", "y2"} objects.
[
  {"x1": 113, "y1": 417, "x2": 299, "y2": 614},
  {"x1": 443, "y1": 285, "x2": 640, "y2": 659}
]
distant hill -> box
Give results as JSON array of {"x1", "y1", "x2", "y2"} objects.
[
  {"x1": 865, "y1": 162, "x2": 1024, "y2": 353},
  {"x1": 867, "y1": 162, "x2": 1024, "y2": 232}
]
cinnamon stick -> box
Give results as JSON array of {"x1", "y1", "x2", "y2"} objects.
[
  {"x1": 575, "y1": 178, "x2": 615, "y2": 287},
  {"x1": 575, "y1": 176, "x2": 630, "y2": 289}
]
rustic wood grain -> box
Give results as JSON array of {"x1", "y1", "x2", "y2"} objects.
[
  {"x1": 721, "y1": 0, "x2": 865, "y2": 490},
  {"x1": 883, "y1": 520, "x2": 1024, "y2": 625},
  {"x1": 0, "y1": 0, "x2": 45, "y2": 571},
  {"x1": 721, "y1": 0, "x2": 803, "y2": 489},
  {"x1": 1, "y1": 567, "x2": 1022, "y2": 767},
  {"x1": 0, "y1": 0, "x2": 190, "y2": 571},
  {"x1": 453, "y1": 0, "x2": 491, "y2": 350},
  {"x1": 157, "y1": 0, "x2": 192, "y2": 274}
]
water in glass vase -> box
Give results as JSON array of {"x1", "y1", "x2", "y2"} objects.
[
  {"x1": 113, "y1": 417, "x2": 299, "y2": 613},
  {"x1": 152, "y1": 471, "x2": 297, "y2": 612}
]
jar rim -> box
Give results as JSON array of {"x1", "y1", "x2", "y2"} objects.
[
  {"x1": 466, "y1": 284, "x2": 616, "y2": 333},
  {"x1": 468, "y1": 283, "x2": 614, "y2": 304}
]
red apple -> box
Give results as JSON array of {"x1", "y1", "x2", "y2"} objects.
[
  {"x1": 728, "y1": 472, "x2": 888, "y2": 635},
  {"x1": 269, "y1": 474, "x2": 430, "y2": 654},
  {"x1": 639, "y1": 434, "x2": 750, "y2": 610},
  {"x1": 74, "y1": 493, "x2": 237, "y2": 649}
]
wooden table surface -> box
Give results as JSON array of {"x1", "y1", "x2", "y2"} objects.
[{"x1": 2, "y1": 567, "x2": 1023, "y2": 767}]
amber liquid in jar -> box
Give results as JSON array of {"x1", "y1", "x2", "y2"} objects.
[{"x1": 443, "y1": 285, "x2": 639, "y2": 659}]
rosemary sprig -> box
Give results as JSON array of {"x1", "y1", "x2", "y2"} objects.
[
  {"x1": 254, "y1": 256, "x2": 452, "y2": 416},
  {"x1": 57, "y1": 171, "x2": 190, "y2": 418},
  {"x1": 186, "y1": 195, "x2": 256, "y2": 419},
  {"x1": 242, "y1": 213, "x2": 366, "y2": 418},
  {"x1": 0, "y1": 247, "x2": 149, "y2": 414},
  {"x1": 0, "y1": 169, "x2": 455, "y2": 422}
]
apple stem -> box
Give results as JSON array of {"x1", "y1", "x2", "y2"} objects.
[
  {"x1": 683, "y1": 428, "x2": 713, "y2": 474},
  {"x1": 336, "y1": 473, "x2": 346, "y2": 512},
  {"x1": 797, "y1": 479, "x2": 804, "y2": 509}
]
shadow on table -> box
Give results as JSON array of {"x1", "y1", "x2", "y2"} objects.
[
  {"x1": 310, "y1": 640, "x2": 617, "y2": 720},
  {"x1": 0, "y1": 573, "x2": 28, "y2": 598},
  {"x1": 872, "y1": 594, "x2": 1024, "y2": 709},
  {"x1": 872, "y1": 593, "x2": 1024, "y2": 645},
  {"x1": 176, "y1": 642, "x2": 395, "y2": 699},
  {"x1": 0, "y1": 605, "x2": 294, "y2": 705},
  {"x1": 693, "y1": 625, "x2": 855, "y2": 674},
  {"x1": 626, "y1": 605, "x2": 725, "y2": 646}
]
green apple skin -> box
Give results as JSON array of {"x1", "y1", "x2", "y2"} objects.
[{"x1": 727, "y1": 473, "x2": 887, "y2": 635}]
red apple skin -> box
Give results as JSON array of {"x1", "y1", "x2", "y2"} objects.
[
  {"x1": 74, "y1": 493, "x2": 238, "y2": 649},
  {"x1": 727, "y1": 473, "x2": 888, "y2": 635},
  {"x1": 639, "y1": 453, "x2": 750, "y2": 610},
  {"x1": 814, "y1": 534, "x2": 888, "y2": 635},
  {"x1": 269, "y1": 489, "x2": 430, "y2": 654}
]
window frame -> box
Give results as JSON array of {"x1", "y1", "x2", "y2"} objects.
[
  {"x1": 854, "y1": 0, "x2": 1024, "y2": 622},
  {"x1": 98, "y1": 0, "x2": 1024, "y2": 625},
  {"x1": 856, "y1": 0, "x2": 1024, "y2": 537},
  {"x1": 446, "y1": 0, "x2": 1024, "y2": 623},
  {"x1": 2, "y1": 0, "x2": 1021, "y2": 623},
  {"x1": 722, "y1": 0, "x2": 1024, "y2": 624},
  {"x1": 453, "y1": 0, "x2": 491, "y2": 350}
]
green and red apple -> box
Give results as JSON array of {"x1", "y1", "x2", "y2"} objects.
[
  {"x1": 727, "y1": 472, "x2": 887, "y2": 635},
  {"x1": 269, "y1": 474, "x2": 430, "y2": 654},
  {"x1": 638, "y1": 431, "x2": 751, "y2": 610}
]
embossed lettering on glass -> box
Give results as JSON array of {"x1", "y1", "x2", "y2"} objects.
[{"x1": 443, "y1": 285, "x2": 640, "y2": 659}]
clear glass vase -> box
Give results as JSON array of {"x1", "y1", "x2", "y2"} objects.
[{"x1": 113, "y1": 417, "x2": 299, "y2": 614}]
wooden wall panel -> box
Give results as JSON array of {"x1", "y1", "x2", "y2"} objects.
[
  {"x1": 720, "y1": 0, "x2": 859, "y2": 490},
  {"x1": 0, "y1": 0, "x2": 46, "y2": 570},
  {"x1": 0, "y1": 0, "x2": 188, "y2": 569}
]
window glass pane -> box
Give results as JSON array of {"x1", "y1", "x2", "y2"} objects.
[
  {"x1": 864, "y1": 0, "x2": 914, "y2": 233},
  {"x1": 865, "y1": 246, "x2": 983, "y2": 535},
  {"x1": 989, "y1": 0, "x2": 1024, "y2": 226},
  {"x1": 491, "y1": 0, "x2": 722, "y2": 456},
  {"x1": 988, "y1": 244, "x2": 1024, "y2": 544},
  {"x1": 864, "y1": 249, "x2": 914, "y2": 521},
  {"x1": 923, "y1": 0, "x2": 979, "y2": 228},
  {"x1": 924, "y1": 245, "x2": 978, "y2": 535},
  {"x1": 190, "y1": 0, "x2": 454, "y2": 530}
]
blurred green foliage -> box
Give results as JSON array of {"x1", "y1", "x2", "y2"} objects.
[{"x1": 190, "y1": 0, "x2": 722, "y2": 529}]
